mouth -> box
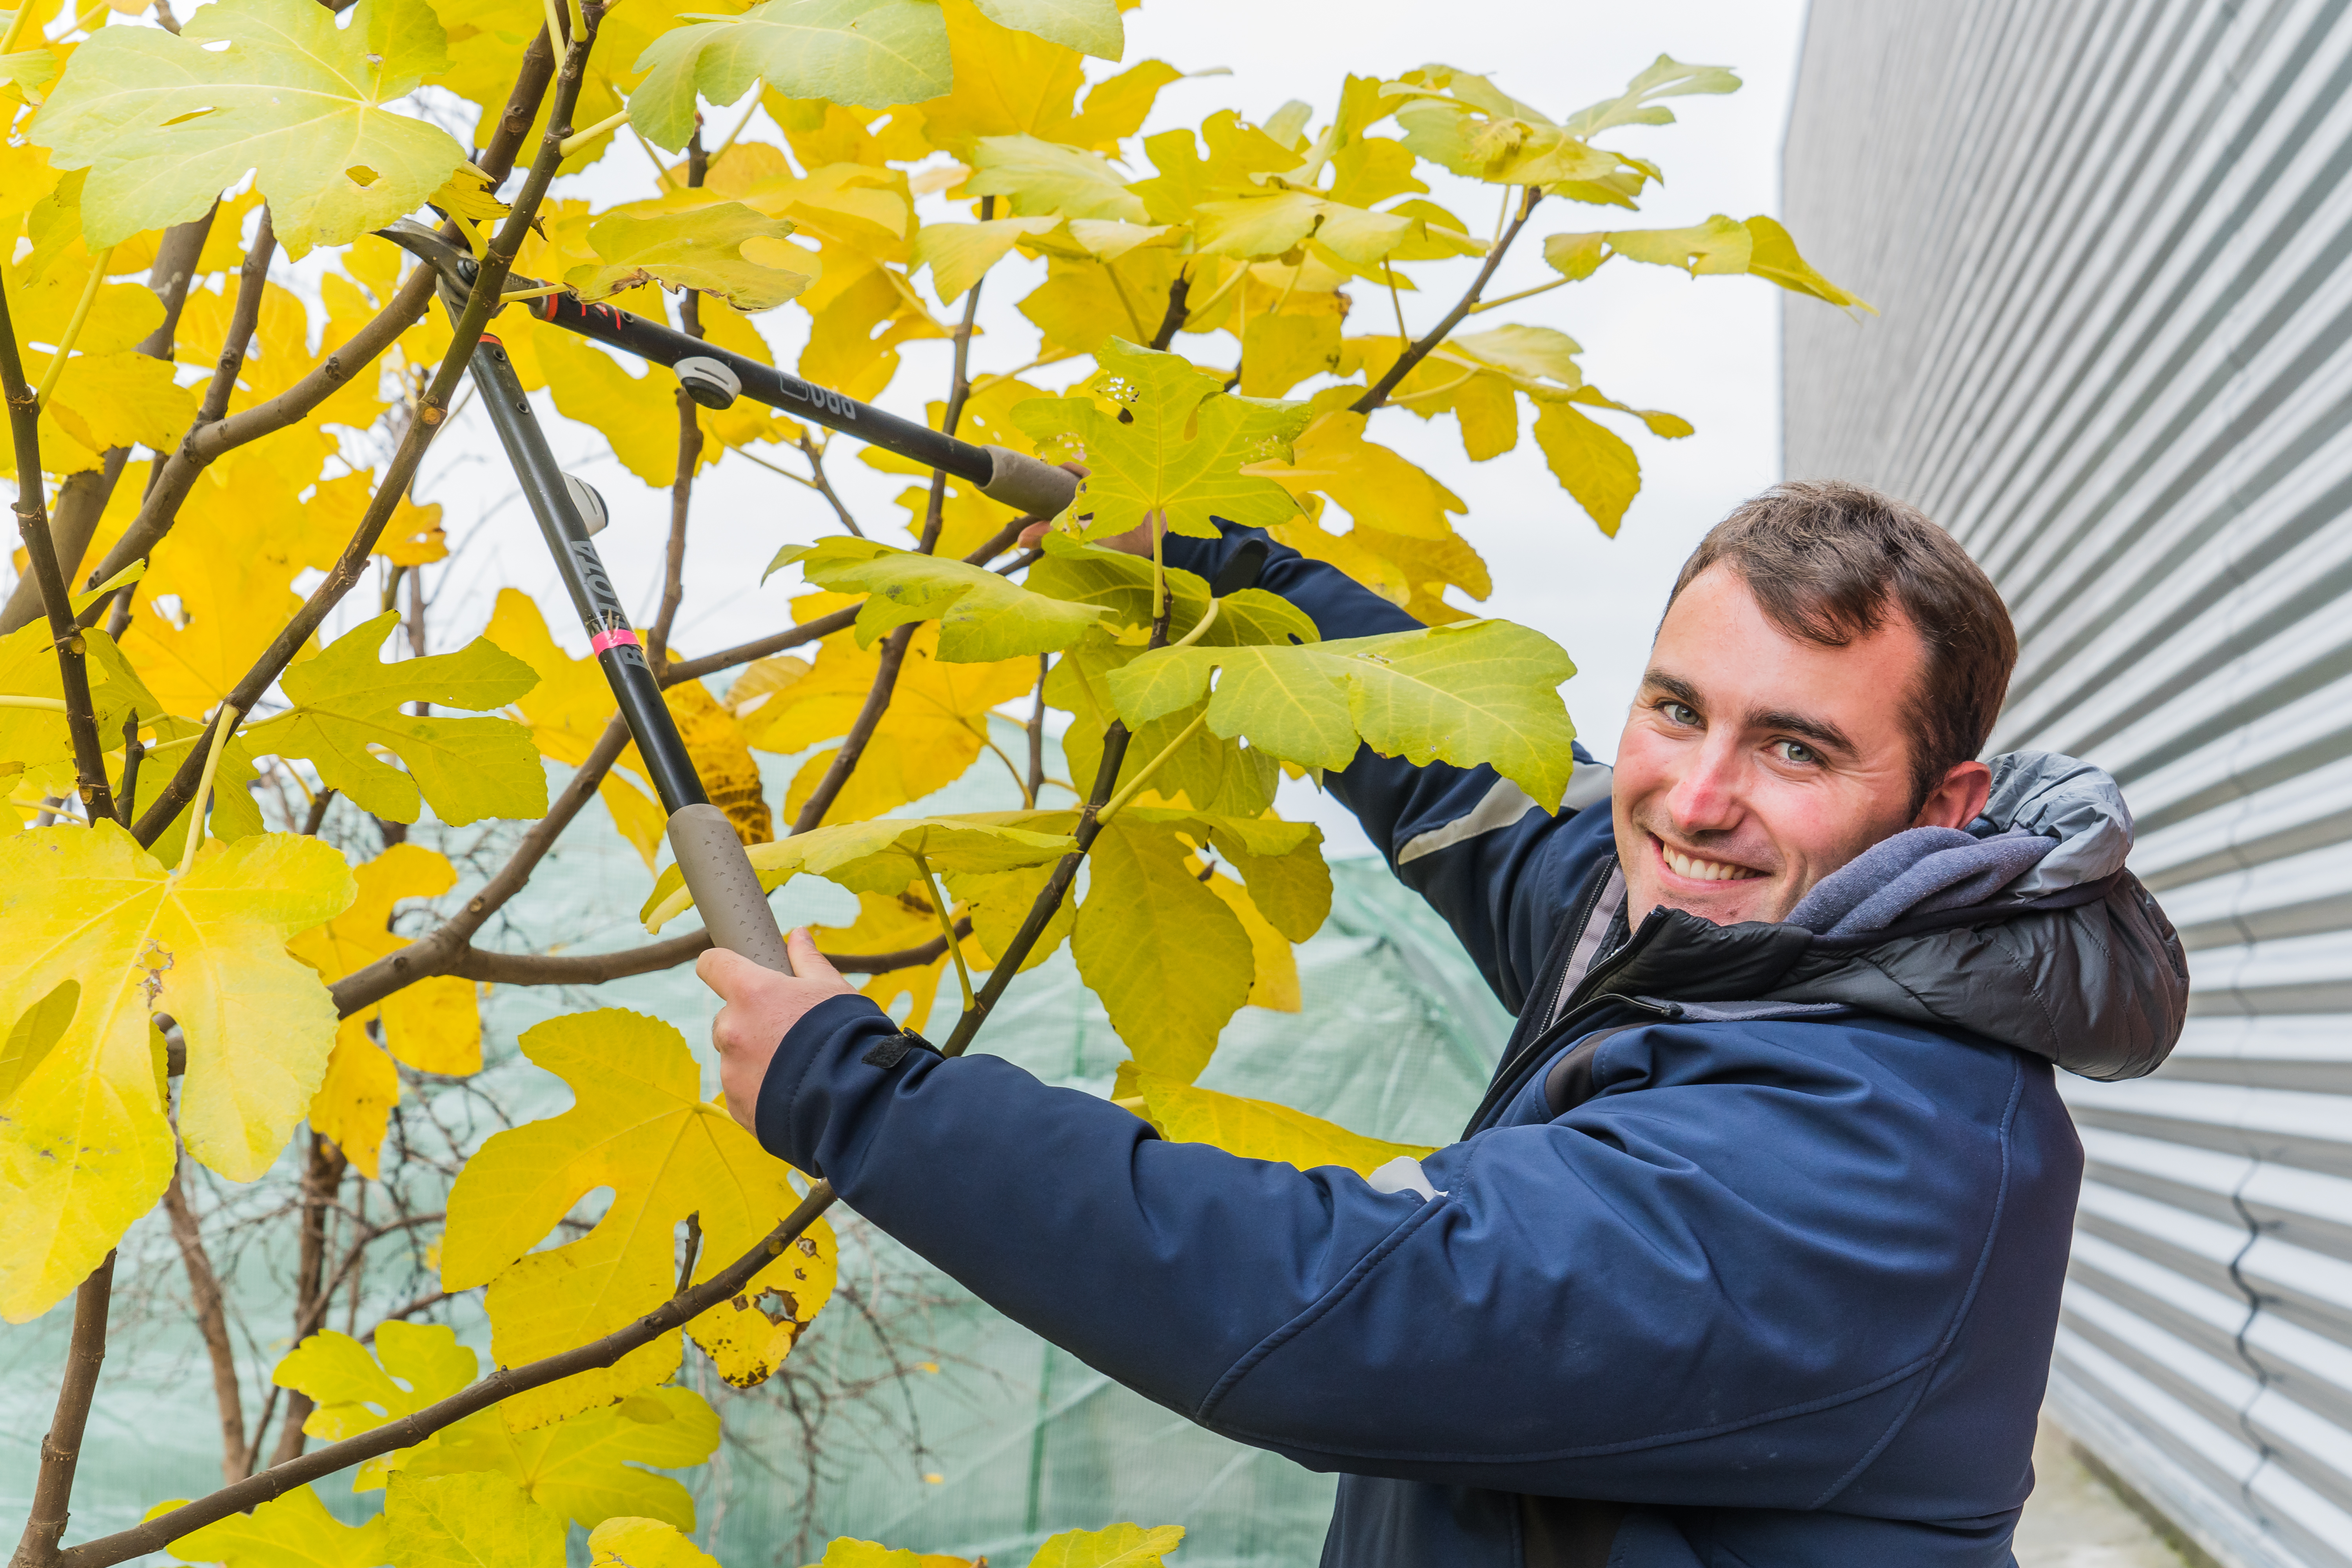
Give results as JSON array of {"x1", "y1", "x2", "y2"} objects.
[{"x1": 1652, "y1": 833, "x2": 1766, "y2": 885}]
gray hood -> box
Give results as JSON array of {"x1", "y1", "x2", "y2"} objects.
[{"x1": 1593, "y1": 751, "x2": 2189, "y2": 1081}]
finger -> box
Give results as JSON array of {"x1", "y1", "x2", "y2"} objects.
[
  {"x1": 1018, "y1": 519, "x2": 1049, "y2": 549},
  {"x1": 1057, "y1": 461, "x2": 1090, "y2": 478},
  {"x1": 787, "y1": 927, "x2": 842, "y2": 985},
  {"x1": 696, "y1": 945, "x2": 758, "y2": 998}
]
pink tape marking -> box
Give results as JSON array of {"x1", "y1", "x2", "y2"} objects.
[{"x1": 590, "y1": 628, "x2": 641, "y2": 654}]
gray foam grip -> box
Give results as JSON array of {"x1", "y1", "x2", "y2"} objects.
[
  {"x1": 979, "y1": 445, "x2": 1080, "y2": 519},
  {"x1": 666, "y1": 804, "x2": 794, "y2": 975}
]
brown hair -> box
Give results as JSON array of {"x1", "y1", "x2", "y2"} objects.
[{"x1": 1666, "y1": 481, "x2": 2017, "y2": 811}]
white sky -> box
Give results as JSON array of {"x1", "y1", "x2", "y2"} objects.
[{"x1": 353, "y1": 1, "x2": 1815, "y2": 857}]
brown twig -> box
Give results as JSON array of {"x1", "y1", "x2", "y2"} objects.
[
  {"x1": 658, "y1": 604, "x2": 858, "y2": 687},
  {"x1": 331, "y1": 716, "x2": 629, "y2": 1017},
  {"x1": 0, "y1": 272, "x2": 115, "y2": 823},
  {"x1": 196, "y1": 208, "x2": 278, "y2": 429},
  {"x1": 263, "y1": 1135, "x2": 348, "y2": 1468},
  {"x1": 940, "y1": 719, "x2": 1133, "y2": 1057},
  {"x1": 446, "y1": 920, "x2": 968, "y2": 987},
  {"x1": 649, "y1": 131, "x2": 709, "y2": 673},
  {"x1": 113, "y1": 715, "x2": 141, "y2": 828},
  {"x1": 161, "y1": 1153, "x2": 248, "y2": 1486},
  {"x1": 62, "y1": 1185, "x2": 837, "y2": 1568},
  {"x1": 786, "y1": 624, "x2": 911, "y2": 835},
  {"x1": 1026, "y1": 653, "x2": 1048, "y2": 803},
  {"x1": 130, "y1": 15, "x2": 601, "y2": 849},
  {"x1": 9, "y1": 1252, "x2": 116, "y2": 1568},
  {"x1": 1351, "y1": 186, "x2": 1541, "y2": 416},
  {"x1": 1148, "y1": 270, "x2": 1192, "y2": 352}
]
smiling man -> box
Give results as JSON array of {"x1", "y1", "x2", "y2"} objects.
[{"x1": 700, "y1": 481, "x2": 2189, "y2": 1568}]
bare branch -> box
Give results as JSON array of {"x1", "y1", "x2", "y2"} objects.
[
  {"x1": 162, "y1": 1153, "x2": 249, "y2": 1486},
  {"x1": 8, "y1": 1252, "x2": 116, "y2": 1568},
  {"x1": 446, "y1": 920, "x2": 968, "y2": 987},
  {"x1": 1350, "y1": 185, "x2": 1542, "y2": 416},
  {"x1": 787, "y1": 624, "x2": 911, "y2": 835},
  {"x1": 62, "y1": 1185, "x2": 838, "y2": 1568},
  {"x1": 0, "y1": 272, "x2": 116, "y2": 823}
]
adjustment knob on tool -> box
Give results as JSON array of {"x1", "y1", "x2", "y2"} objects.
[
  {"x1": 563, "y1": 473, "x2": 610, "y2": 536},
  {"x1": 674, "y1": 356, "x2": 742, "y2": 410}
]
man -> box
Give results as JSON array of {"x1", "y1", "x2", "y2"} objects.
[{"x1": 700, "y1": 481, "x2": 2188, "y2": 1567}]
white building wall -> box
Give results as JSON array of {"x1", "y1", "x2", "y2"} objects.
[{"x1": 1785, "y1": 4, "x2": 2352, "y2": 1564}]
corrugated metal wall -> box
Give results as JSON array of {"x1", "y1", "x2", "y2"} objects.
[{"x1": 1783, "y1": 4, "x2": 2352, "y2": 1564}]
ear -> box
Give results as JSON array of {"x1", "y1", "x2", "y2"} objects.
[{"x1": 1912, "y1": 759, "x2": 1993, "y2": 830}]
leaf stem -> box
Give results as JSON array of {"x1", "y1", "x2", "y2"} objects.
[
  {"x1": 31, "y1": 246, "x2": 113, "y2": 407},
  {"x1": 177, "y1": 704, "x2": 240, "y2": 875},
  {"x1": 980, "y1": 730, "x2": 1034, "y2": 809},
  {"x1": 0, "y1": 694, "x2": 67, "y2": 712},
  {"x1": 913, "y1": 851, "x2": 974, "y2": 1011},
  {"x1": 558, "y1": 105, "x2": 630, "y2": 156},
  {"x1": 1150, "y1": 519, "x2": 1169, "y2": 647},
  {"x1": 1166, "y1": 593, "x2": 1219, "y2": 649},
  {"x1": 1351, "y1": 184, "x2": 1542, "y2": 416},
  {"x1": 1468, "y1": 275, "x2": 1568, "y2": 315},
  {"x1": 1095, "y1": 710, "x2": 1208, "y2": 825}
]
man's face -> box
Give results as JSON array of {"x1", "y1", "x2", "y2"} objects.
[{"x1": 1612, "y1": 564, "x2": 1981, "y2": 928}]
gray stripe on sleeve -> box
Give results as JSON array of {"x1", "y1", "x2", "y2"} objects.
[{"x1": 1396, "y1": 763, "x2": 1613, "y2": 866}]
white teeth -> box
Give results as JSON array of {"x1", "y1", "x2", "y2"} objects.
[{"x1": 1662, "y1": 844, "x2": 1760, "y2": 883}]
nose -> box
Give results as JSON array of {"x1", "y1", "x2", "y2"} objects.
[{"x1": 1663, "y1": 731, "x2": 1746, "y2": 837}]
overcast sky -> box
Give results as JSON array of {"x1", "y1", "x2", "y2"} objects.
[{"x1": 387, "y1": 0, "x2": 1818, "y2": 855}]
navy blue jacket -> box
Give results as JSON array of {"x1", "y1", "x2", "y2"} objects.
[{"x1": 752, "y1": 525, "x2": 2187, "y2": 1566}]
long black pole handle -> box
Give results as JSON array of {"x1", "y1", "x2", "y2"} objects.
[
  {"x1": 461, "y1": 325, "x2": 796, "y2": 976},
  {"x1": 528, "y1": 292, "x2": 1081, "y2": 520}
]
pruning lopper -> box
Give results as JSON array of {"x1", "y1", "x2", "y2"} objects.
[{"x1": 376, "y1": 220, "x2": 1082, "y2": 977}]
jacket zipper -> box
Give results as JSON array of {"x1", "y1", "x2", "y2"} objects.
[{"x1": 1465, "y1": 910, "x2": 1679, "y2": 1135}]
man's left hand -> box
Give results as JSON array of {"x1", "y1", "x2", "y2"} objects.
[{"x1": 699, "y1": 931, "x2": 856, "y2": 1132}]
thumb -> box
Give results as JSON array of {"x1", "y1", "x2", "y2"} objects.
[
  {"x1": 787, "y1": 926, "x2": 841, "y2": 984},
  {"x1": 695, "y1": 943, "x2": 762, "y2": 997}
]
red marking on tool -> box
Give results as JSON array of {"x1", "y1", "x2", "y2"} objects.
[{"x1": 590, "y1": 628, "x2": 640, "y2": 653}]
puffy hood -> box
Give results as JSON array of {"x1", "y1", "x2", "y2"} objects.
[{"x1": 1587, "y1": 752, "x2": 2187, "y2": 1081}]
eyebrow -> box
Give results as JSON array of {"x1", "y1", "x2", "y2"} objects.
[{"x1": 1638, "y1": 668, "x2": 1861, "y2": 759}]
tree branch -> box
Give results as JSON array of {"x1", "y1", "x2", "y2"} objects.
[
  {"x1": 332, "y1": 715, "x2": 629, "y2": 1017},
  {"x1": 447, "y1": 919, "x2": 968, "y2": 987},
  {"x1": 0, "y1": 210, "x2": 216, "y2": 635},
  {"x1": 940, "y1": 717, "x2": 1132, "y2": 1056},
  {"x1": 1350, "y1": 185, "x2": 1542, "y2": 416},
  {"x1": 658, "y1": 604, "x2": 857, "y2": 687},
  {"x1": 8, "y1": 1252, "x2": 116, "y2": 1568},
  {"x1": 649, "y1": 131, "x2": 708, "y2": 674},
  {"x1": 130, "y1": 13, "x2": 603, "y2": 848},
  {"x1": 787, "y1": 623, "x2": 911, "y2": 835},
  {"x1": 61, "y1": 1187, "x2": 838, "y2": 1568},
  {"x1": 0, "y1": 272, "x2": 116, "y2": 823},
  {"x1": 161, "y1": 1152, "x2": 249, "y2": 1486},
  {"x1": 1148, "y1": 270, "x2": 1192, "y2": 352}
]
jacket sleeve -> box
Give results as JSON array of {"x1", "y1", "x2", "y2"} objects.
[
  {"x1": 1160, "y1": 522, "x2": 1612, "y2": 1014},
  {"x1": 758, "y1": 996, "x2": 2060, "y2": 1508}
]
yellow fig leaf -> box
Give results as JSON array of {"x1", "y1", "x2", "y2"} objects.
[
  {"x1": 30, "y1": 350, "x2": 197, "y2": 461},
  {"x1": 1198, "y1": 864, "x2": 1299, "y2": 1013},
  {"x1": 121, "y1": 503, "x2": 305, "y2": 722},
  {"x1": 642, "y1": 815, "x2": 1074, "y2": 931},
  {"x1": 1122, "y1": 1068, "x2": 1432, "y2": 1178},
  {"x1": 0, "y1": 825, "x2": 354, "y2": 1322},
  {"x1": 1238, "y1": 312, "x2": 1340, "y2": 399},
  {"x1": 1530, "y1": 397, "x2": 1640, "y2": 535},
  {"x1": 966, "y1": 134, "x2": 1148, "y2": 222},
  {"x1": 1443, "y1": 324, "x2": 1583, "y2": 390},
  {"x1": 569, "y1": 203, "x2": 811, "y2": 312},
  {"x1": 0, "y1": 621, "x2": 153, "y2": 769},
  {"x1": 913, "y1": 214, "x2": 1059, "y2": 303},
  {"x1": 1072, "y1": 817, "x2": 1254, "y2": 1082},
  {"x1": 528, "y1": 330, "x2": 699, "y2": 488},
  {"x1": 28, "y1": 0, "x2": 469, "y2": 255},
  {"x1": 274, "y1": 1321, "x2": 479, "y2": 1444},
  {"x1": 440, "y1": 1009, "x2": 837, "y2": 1428},
  {"x1": 1014, "y1": 339, "x2": 1308, "y2": 540},
  {"x1": 1595, "y1": 214, "x2": 1753, "y2": 276},
  {"x1": 1107, "y1": 621, "x2": 1578, "y2": 811},
  {"x1": 307, "y1": 1020, "x2": 401, "y2": 1180},
  {"x1": 1193, "y1": 191, "x2": 1412, "y2": 268},
  {"x1": 160, "y1": 1483, "x2": 390, "y2": 1568},
  {"x1": 384, "y1": 1472, "x2": 564, "y2": 1568},
  {"x1": 667, "y1": 680, "x2": 773, "y2": 847},
  {"x1": 591, "y1": 1518, "x2": 723, "y2": 1568},
  {"x1": 1244, "y1": 410, "x2": 1464, "y2": 540},
  {"x1": 1742, "y1": 214, "x2": 1875, "y2": 311},
  {"x1": 289, "y1": 839, "x2": 478, "y2": 1077},
  {"x1": 972, "y1": 0, "x2": 1120, "y2": 59},
  {"x1": 1027, "y1": 1523, "x2": 1187, "y2": 1568},
  {"x1": 770, "y1": 537, "x2": 1108, "y2": 661},
  {"x1": 631, "y1": 0, "x2": 952, "y2": 150},
  {"x1": 808, "y1": 1543, "x2": 918, "y2": 1568},
  {"x1": 244, "y1": 612, "x2": 546, "y2": 827},
  {"x1": 399, "y1": 1386, "x2": 720, "y2": 1532}
]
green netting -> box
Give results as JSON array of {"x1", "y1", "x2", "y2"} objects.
[{"x1": 0, "y1": 722, "x2": 1510, "y2": 1565}]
